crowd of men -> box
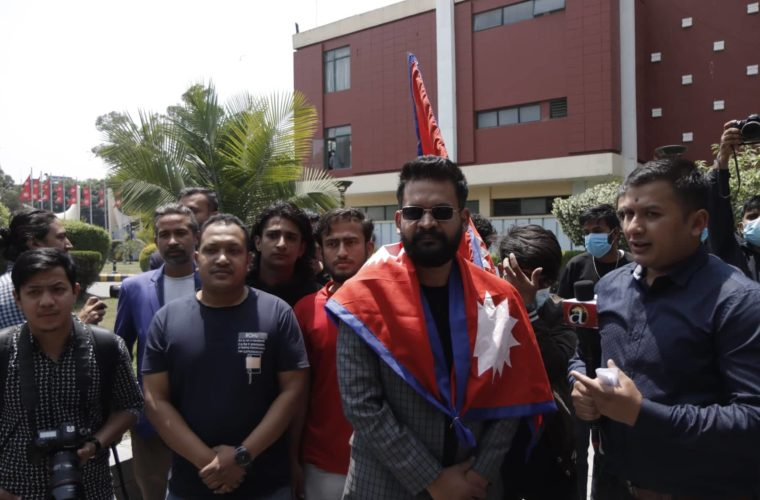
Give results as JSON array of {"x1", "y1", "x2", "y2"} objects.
[{"x1": 0, "y1": 121, "x2": 759, "y2": 500}]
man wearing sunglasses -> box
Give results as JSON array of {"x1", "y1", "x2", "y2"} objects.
[{"x1": 327, "y1": 156, "x2": 553, "y2": 499}]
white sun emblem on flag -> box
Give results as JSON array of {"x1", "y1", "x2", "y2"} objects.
[{"x1": 474, "y1": 291, "x2": 520, "y2": 378}]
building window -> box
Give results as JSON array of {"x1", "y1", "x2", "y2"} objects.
[
  {"x1": 650, "y1": 52, "x2": 662, "y2": 62},
  {"x1": 325, "y1": 125, "x2": 351, "y2": 170},
  {"x1": 713, "y1": 100, "x2": 725, "y2": 111},
  {"x1": 748, "y1": 64, "x2": 759, "y2": 76},
  {"x1": 681, "y1": 74, "x2": 693, "y2": 85},
  {"x1": 473, "y1": 0, "x2": 565, "y2": 32},
  {"x1": 492, "y1": 196, "x2": 557, "y2": 216},
  {"x1": 748, "y1": 3, "x2": 759, "y2": 14},
  {"x1": 477, "y1": 103, "x2": 541, "y2": 128},
  {"x1": 652, "y1": 107, "x2": 663, "y2": 118},
  {"x1": 549, "y1": 98, "x2": 567, "y2": 119},
  {"x1": 681, "y1": 17, "x2": 693, "y2": 28},
  {"x1": 713, "y1": 40, "x2": 725, "y2": 51},
  {"x1": 682, "y1": 132, "x2": 694, "y2": 142},
  {"x1": 358, "y1": 205, "x2": 397, "y2": 221},
  {"x1": 324, "y1": 46, "x2": 350, "y2": 93}
]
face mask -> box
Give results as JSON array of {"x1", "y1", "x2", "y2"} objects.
[
  {"x1": 700, "y1": 227, "x2": 709, "y2": 243},
  {"x1": 535, "y1": 287, "x2": 551, "y2": 309},
  {"x1": 584, "y1": 233, "x2": 613, "y2": 259},
  {"x1": 743, "y1": 218, "x2": 760, "y2": 246}
]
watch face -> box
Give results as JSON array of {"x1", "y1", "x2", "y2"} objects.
[{"x1": 235, "y1": 447, "x2": 251, "y2": 466}]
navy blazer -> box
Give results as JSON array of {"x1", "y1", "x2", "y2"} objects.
[{"x1": 114, "y1": 265, "x2": 201, "y2": 435}]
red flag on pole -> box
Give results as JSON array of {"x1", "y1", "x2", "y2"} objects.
[
  {"x1": 54, "y1": 182, "x2": 63, "y2": 204},
  {"x1": 42, "y1": 176, "x2": 50, "y2": 198},
  {"x1": 20, "y1": 176, "x2": 32, "y2": 202},
  {"x1": 97, "y1": 188, "x2": 105, "y2": 208},
  {"x1": 82, "y1": 186, "x2": 91, "y2": 207},
  {"x1": 407, "y1": 53, "x2": 448, "y2": 158},
  {"x1": 32, "y1": 177, "x2": 41, "y2": 202}
]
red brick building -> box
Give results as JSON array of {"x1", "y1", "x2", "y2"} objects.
[{"x1": 293, "y1": 0, "x2": 759, "y2": 221}]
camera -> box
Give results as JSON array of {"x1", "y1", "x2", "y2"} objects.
[
  {"x1": 28, "y1": 423, "x2": 90, "y2": 500},
  {"x1": 730, "y1": 114, "x2": 760, "y2": 144}
]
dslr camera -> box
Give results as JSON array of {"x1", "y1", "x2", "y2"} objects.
[
  {"x1": 730, "y1": 114, "x2": 760, "y2": 144},
  {"x1": 29, "y1": 423, "x2": 91, "y2": 500}
]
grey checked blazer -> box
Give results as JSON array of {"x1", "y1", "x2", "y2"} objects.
[{"x1": 337, "y1": 322, "x2": 518, "y2": 499}]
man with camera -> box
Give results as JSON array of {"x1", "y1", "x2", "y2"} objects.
[
  {"x1": 0, "y1": 248, "x2": 143, "y2": 499},
  {"x1": 706, "y1": 117, "x2": 760, "y2": 282}
]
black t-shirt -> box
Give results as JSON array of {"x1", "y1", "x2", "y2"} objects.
[
  {"x1": 557, "y1": 251, "x2": 633, "y2": 298},
  {"x1": 248, "y1": 275, "x2": 321, "y2": 307},
  {"x1": 421, "y1": 285, "x2": 457, "y2": 467},
  {"x1": 143, "y1": 288, "x2": 309, "y2": 498}
]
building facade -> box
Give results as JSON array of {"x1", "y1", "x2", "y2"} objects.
[{"x1": 293, "y1": 0, "x2": 759, "y2": 233}]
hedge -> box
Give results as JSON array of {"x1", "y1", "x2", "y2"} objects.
[
  {"x1": 70, "y1": 250, "x2": 102, "y2": 295},
  {"x1": 62, "y1": 220, "x2": 110, "y2": 263},
  {"x1": 139, "y1": 243, "x2": 157, "y2": 272}
]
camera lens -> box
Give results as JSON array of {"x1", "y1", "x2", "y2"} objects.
[
  {"x1": 49, "y1": 450, "x2": 82, "y2": 500},
  {"x1": 742, "y1": 120, "x2": 760, "y2": 143}
]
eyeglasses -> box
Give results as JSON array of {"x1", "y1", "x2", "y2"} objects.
[{"x1": 400, "y1": 205, "x2": 457, "y2": 221}]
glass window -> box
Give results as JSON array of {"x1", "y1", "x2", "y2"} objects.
[
  {"x1": 366, "y1": 206, "x2": 385, "y2": 221},
  {"x1": 550, "y1": 98, "x2": 567, "y2": 119},
  {"x1": 498, "y1": 108, "x2": 519, "y2": 126},
  {"x1": 465, "y1": 200, "x2": 480, "y2": 213},
  {"x1": 519, "y1": 104, "x2": 541, "y2": 122},
  {"x1": 521, "y1": 197, "x2": 548, "y2": 215},
  {"x1": 493, "y1": 197, "x2": 555, "y2": 216},
  {"x1": 503, "y1": 1, "x2": 534, "y2": 25},
  {"x1": 477, "y1": 111, "x2": 498, "y2": 128},
  {"x1": 324, "y1": 47, "x2": 351, "y2": 93},
  {"x1": 325, "y1": 125, "x2": 351, "y2": 170},
  {"x1": 473, "y1": 8, "x2": 503, "y2": 31},
  {"x1": 533, "y1": 0, "x2": 565, "y2": 16}
]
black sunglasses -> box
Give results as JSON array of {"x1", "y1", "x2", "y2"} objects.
[{"x1": 401, "y1": 205, "x2": 457, "y2": 221}]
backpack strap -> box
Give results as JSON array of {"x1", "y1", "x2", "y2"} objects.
[
  {"x1": 88, "y1": 324, "x2": 120, "y2": 421},
  {"x1": 0, "y1": 326, "x2": 15, "y2": 410}
]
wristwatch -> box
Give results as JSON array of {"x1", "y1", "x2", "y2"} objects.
[{"x1": 234, "y1": 445, "x2": 252, "y2": 467}]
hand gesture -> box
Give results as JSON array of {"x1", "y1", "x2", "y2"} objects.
[
  {"x1": 716, "y1": 120, "x2": 743, "y2": 170},
  {"x1": 501, "y1": 253, "x2": 542, "y2": 308},
  {"x1": 199, "y1": 445, "x2": 247, "y2": 495},
  {"x1": 78, "y1": 296, "x2": 107, "y2": 325},
  {"x1": 570, "y1": 359, "x2": 642, "y2": 426},
  {"x1": 426, "y1": 459, "x2": 488, "y2": 500}
]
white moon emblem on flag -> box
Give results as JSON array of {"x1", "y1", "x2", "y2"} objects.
[{"x1": 474, "y1": 291, "x2": 520, "y2": 378}]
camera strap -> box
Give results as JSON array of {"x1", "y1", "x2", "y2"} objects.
[{"x1": 17, "y1": 320, "x2": 93, "y2": 438}]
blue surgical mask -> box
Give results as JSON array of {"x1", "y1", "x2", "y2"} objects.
[
  {"x1": 700, "y1": 227, "x2": 709, "y2": 243},
  {"x1": 535, "y1": 288, "x2": 551, "y2": 309},
  {"x1": 584, "y1": 233, "x2": 613, "y2": 259},
  {"x1": 743, "y1": 218, "x2": 760, "y2": 246}
]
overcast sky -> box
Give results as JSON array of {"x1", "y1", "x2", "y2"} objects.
[{"x1": 0, "y1": 0, "x2": 398, "y2": 184}]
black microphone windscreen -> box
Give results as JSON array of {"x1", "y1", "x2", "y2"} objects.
[{"x1": 574, "y1": 280, "x2": 595, "y2": 301}]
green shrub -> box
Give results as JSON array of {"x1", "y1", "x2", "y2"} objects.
[
  {"x1": 70, "y1": 250, "x2": 102, "y2": 295},
  {"x1": 62, "y1": 220, "x2": 110, "y2": 263},
  {"x1": 139, "y1": 243, "x2": 157, "y2": 272},
  {"x1": 552, "y1": 181, "x2": 622, "y2": 246}
]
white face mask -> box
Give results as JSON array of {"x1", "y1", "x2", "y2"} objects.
[{"x1": 535, "y1": 287, "x2": 551, "y2": 309}]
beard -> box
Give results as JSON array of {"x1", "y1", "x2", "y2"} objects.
[
  {"x1": 162, "y1": 249, "x2": 192, "y2": 266},
  {"x1": 401, "y1": 226, "x2": 462, "y2": 268}
]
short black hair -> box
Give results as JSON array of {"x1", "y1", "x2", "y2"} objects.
[
  {"x1": 396, "y1": 156, "x2": 468, "y2": 209},
  {"x1": 251, "y1": 202, "x2": 316, "y2": 278},
  {"x1": 200, "y1": 213, "x2": 250, "y2": 244},
  {"x1": 11, "y1": 248, "x2": 77, "y2": 295},
  {"x1": 178, "y1": 187, "x2": 219, "y2": 212},
  {"x1": 0, "y1": 209, "x2": 58, "y2": 262},
  {"x1": 470, "y1": 213, "x2": 496, "y2": 247},
  {"x1": 153, "y1": 203, "x2": 199, "y2": 237},
  {"x1": 741, "y1": 195, "x2": 760, "y2": 217},
  {"x1": 498, "y1": 224, "x2": 562, "y2": 286},
  {"x1": 315, "y1": 208, "x2": 374, "y2": 246},
  {"x1": 620, "y1": 157, "x2": 708, "y2": 214},
  {"x1": 579, "y1": 204, "x2": 620, "y2": 230}
]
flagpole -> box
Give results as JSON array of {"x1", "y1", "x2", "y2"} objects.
[{"x1": 89, "y1": 183, "x2": 93, "y2": 224}]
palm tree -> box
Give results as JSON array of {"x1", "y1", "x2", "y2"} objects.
[{"x1": 94, "y1": 82, "x2": 340, "y2": 224}]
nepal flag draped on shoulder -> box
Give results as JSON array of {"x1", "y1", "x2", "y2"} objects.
[{"x1": 326, "y1": 243, "x2": 555, "y2": 446}]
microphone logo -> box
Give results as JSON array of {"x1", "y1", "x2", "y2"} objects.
[{"x1": 567, "y1": 304, "x2": 591, "y2": 327}]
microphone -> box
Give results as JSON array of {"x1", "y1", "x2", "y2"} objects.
[
  {"x1": 564, "y1": 280, "x2": 603, "y2": 451},
  {"x1": 562, "y1": 280, "x2": 598, "y2": 329}
]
